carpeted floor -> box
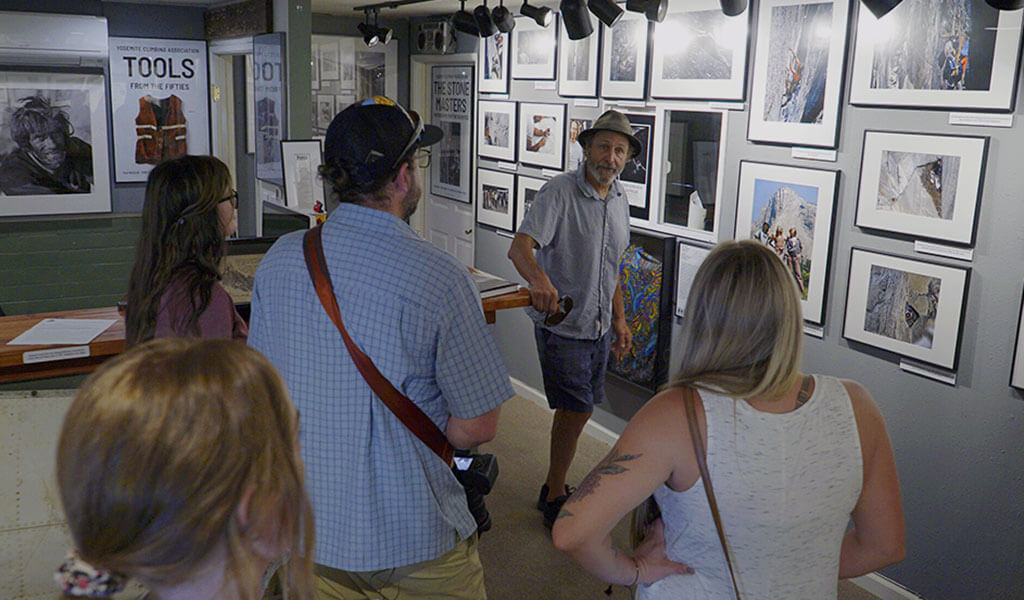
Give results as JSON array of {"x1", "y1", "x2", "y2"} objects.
[{"x1": 476, "y1": 395, "x2": 880, "y2": 600}]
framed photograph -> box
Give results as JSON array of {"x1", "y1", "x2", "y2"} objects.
[
  {"x1": 843, "y1": 248, "x2": 970, "y2": 370},
  {"x1": 319, "y1": 39, "x2": 340, "y2": 81},
  {"x1": 512, "y1": 15, "x2": 558, "y2": 80},
  {"x1": 599, "y1": 10, "x2": 648, "y2": 99},
  {"x1": 108, "y1": 37, "x2": 211, "y2": 183},
  {"x1": 315, "y1": 94, "x2": 335, "y2": 130},
  {"x1": 856, "y1": 131, "x2": 987, "y2": 245},
  {"x1": 476, "y1": 168, "x2": 516, "y2": 231},
  {"x1": 849, "y1": 0, "x2": 1024, "y2": 111},
  {"x1": 478, "y1": 31, "x2": 511, "y2": 94},
  {"x1": 431, "y1": 65, "x2": 474, "y2": 203},
  {"x1": 255, "y1": 33, "x2": 287, "y2": 186},
  {"x1": 339, "y1": 37, "x2": 356, "y2": 90},
  {"x1": 478, "y1": 100, "x2": 517, "y2": 162},
  {"x1": 747, "y1": 0, "x2": 849, "y2": 148},
  {"x1": 620, "y1": 111, "x2": 656, "y2": 219},
  {"x1": 311, "y1": 43, "x2": 320, "y2": 90},
  {"x1": 1011, "y1": 284, "x2": 1024, "y2": 389},
  {"x1": 518, "y1": 102, "x2": 565, "y2": 170},
  {"x1": 608, "y1": 228, "x2": 677, "y2": 392},
  {"x1": 558, "y1": 24, "x2": 599, "y2": 96},
  {"x1": 736, "y1": 161, "x2": 839, "y2": 325},
  {"x1": 0, "y1": 71, "x2": 111, "y2": 216},
  {"x1": 281, "y1": 140, "x2": 327, "y2": 216},
  {"x1": 566, "y1": 117, "x2": 591, "y2": 171},
  {"x1": 649, "y1": 0, "x2": 749, "y2": 101},
  {"x1": 515, "y1": 174, "x2": 547, "y2": 230},
  {"x1": 675, "y1": 241, "x2": 713, "y2": 318}
]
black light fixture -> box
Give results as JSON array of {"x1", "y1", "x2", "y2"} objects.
[
  {"x1": 718, "y1": 0, "x2": 747, "y2": 16},
  {"x1": 521, "y1": 0, "x2": 554, "y2": 27},
  {"x1": 474, "y1": 0, "x2": 498, "y2": 36},
  {"x1": 492, "y1": 0, "x2": 516, "y2": 32},
  {"x1": 588, "y1": 0, "x2": 623, "y2": 27},
  {"x1": 560, "y1": 0, "x2": 593, "y2": 39},
  {"x1": 453, "y1": 0, "x2": 481, "y2": 35},
  {"x1": 986, "y1": 0, "x2": 1024, "y2": 8},
  {"x1": 358, "y1": 9, "x2": 392, "y2": 46},
  {"x1": 859, "y1": 0, "x2": 902, "y2": 18},
  {"x1": 625, "y1": 0, "x2": 667, "y2": 22}
]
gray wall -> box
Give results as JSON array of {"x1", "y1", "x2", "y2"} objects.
[{"x1": 470, "y1": 10, "x2": 1024, "y2": 600}]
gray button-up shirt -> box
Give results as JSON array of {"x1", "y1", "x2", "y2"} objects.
[{"x1": 518, "y1": 164, "x2": 630, "y2": 340}]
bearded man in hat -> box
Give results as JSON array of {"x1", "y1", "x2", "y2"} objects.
[
  {"x1": 508, "y1": 109, "x2": 637, "y2": 528},
  {"x1": 249, "y1": 97, "x2": 513, "y2": 599}
]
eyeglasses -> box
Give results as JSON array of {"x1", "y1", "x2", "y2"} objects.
[
  {"x1": 220, "y1": 190, "x2": 238, "y2": 209},
  {"x1": 544, "y1": 296, "x2": 574, "y2": 326},
  {"x1": 415, "y1": 149, "x2": 431, "y2": 169}
]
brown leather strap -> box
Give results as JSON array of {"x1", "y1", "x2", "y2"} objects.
[
  {"x1": 684, "y1": 388, "x2": 742, "y2": 600},
  {"x1": 303, "y1": 225, "x2": 454, "y2": 466}
]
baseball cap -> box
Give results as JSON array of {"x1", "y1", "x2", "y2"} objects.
[{"x1": 324, "y1": 96, "x2": 444, "y2": 186}]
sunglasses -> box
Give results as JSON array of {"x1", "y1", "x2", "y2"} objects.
[{"x1": 544, "y1": 296, "x2": 574, "y2": 326}]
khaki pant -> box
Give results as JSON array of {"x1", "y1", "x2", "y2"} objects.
[{"x1": 314, "y1": 535, "x2": 486, "y2": 600}]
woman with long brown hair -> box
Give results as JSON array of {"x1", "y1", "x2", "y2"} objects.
[{"x1": 125, "y1": 155, "x2": 246, "y2": 345}]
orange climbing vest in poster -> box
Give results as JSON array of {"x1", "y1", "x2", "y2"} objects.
[{"x1": 135, "y1": 94, "x2": 187, "y2": 164}]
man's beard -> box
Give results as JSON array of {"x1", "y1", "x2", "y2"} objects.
[
  {"x1": 400, "y1": 182, "x2": 421, "y2": 220},
  {"x1": 585, "y1": 159, "x2": 622, "y2": 187}
]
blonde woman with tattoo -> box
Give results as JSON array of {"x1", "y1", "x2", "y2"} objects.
[{"x1": 552, "y1": 240, "x2": 905, "y2": 598}]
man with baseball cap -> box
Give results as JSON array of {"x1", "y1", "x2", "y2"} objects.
[
  {"x1": 249, "y1": 97, "x2": 513, "y2": 598},
  {"x1": 508, "y1": 109, "x2": 638, "y2": 528}
]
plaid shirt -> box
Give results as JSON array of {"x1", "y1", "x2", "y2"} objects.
[{"x1": 249, "y1": 203, "x2": 513, "y2": 571}]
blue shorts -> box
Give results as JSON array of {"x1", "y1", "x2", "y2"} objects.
[{"x1": 534, "y1": 327, "x2": 610, "y2": 413}]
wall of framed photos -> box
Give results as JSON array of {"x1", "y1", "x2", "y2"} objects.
[{"x1": 465, "y1": 2, "x2": 1024, "y2": 598}]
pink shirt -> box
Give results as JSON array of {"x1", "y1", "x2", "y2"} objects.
[{"x1": 153, "y1": 278, "x2": 248, "y2": 342}]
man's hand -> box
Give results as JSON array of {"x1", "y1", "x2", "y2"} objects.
[
  {"x1": 530, "y1": 279, "x2": 560, "y2": 315},
  {"x1": 611, "y1": 317, "x2": 632, "y2": 358}
]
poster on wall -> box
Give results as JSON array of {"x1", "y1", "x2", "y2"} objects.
[
  {"x1": 108, "y1": 37, "x2": 210, "y2": 183},
  {"x1": 430, "y1": 65, "x2": 473, "y2": 203},
  {"x1": 607, "y1": 229, "x2": 676, "y2": 392},
  {"x1": 254, "y1": 33, "x2": 287, "y2": 187},
  {"x1": 849, "y1": 0, "x2": 1023, "y2": 110},
  {"x1": 0, "y1": 71, "x2": 111, "y2": 216}
]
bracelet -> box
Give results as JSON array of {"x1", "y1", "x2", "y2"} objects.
[{"x1": 630, "y1": 557, "x2": 640, "y2": 586}]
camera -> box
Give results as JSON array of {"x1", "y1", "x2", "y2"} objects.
[{"x1": 452, "y1": 450, "x2": 499, "y2": 534}]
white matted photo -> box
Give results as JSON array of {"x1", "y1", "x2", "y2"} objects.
[
  {"x1": 479, "y1": 32, "x2": 511, "y2": 94},
  {"x1": 600, "y1": 10, "x2": 648, "y2": 99},
  {"x1": 319, "y1": 39, "x2": 341, "y2": 81},
  {"x1": 316, "y1": 95, "x2": 335, "y2": 130},
  {"x1": 566, "y1": 117, "x2": 591, "y2": 171},
  {"x1": 477, "y1": 168, "x2": 516, "y2": 231},
  {"x1": 0, "y1": 71, "x2": 111, "y2": 216},
  {"x1": 619, "y1": 111, "x2": 656, "y2": 218},
  {"x1": 558, "y1": 24, "x2": 599, "y2": 96},
  {"x1": 515, "y1": 174, "x2": 547, "y2": 230},
  {"x1": 518, "y1": 102, "x2": 565, "y2": 170},
  {"x1": 478, "y1": 100, "x2": 517, "y2": 162},
  {"x1": 675, "y1": 241, "x2": 713, "y2": 318},
  {"x1": 856, "y1": 131, "x2": 987, "y2": 245},
  {"x1": 849, "y1": 0, "x2": 1023, "y2": 110},
  {"x1": 512, "y1": 15, "x2": 558, "y2": 80},
  {"x1": 281, "y1": 139, "x2": 326, "y2": 216},
  {"x1": 844, "y1": 248, "x2": 969, "y2": 370},
  {"x1": 649, "y1": 0, "x2": 749, "y2": 100},
  {"x1": 735, "y1": 161, "x2": 839, "y2": 325},
  {"x1": 747, "y1": 0, "x2": 849, "y2": 148}
]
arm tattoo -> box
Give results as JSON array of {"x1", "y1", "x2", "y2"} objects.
[{"x1": 564, "y1": 447, "x2": 641, "y2": 505}]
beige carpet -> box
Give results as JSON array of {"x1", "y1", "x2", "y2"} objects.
[{"x1": 476, "y1": 395, "x2": 879, "y2": 600}]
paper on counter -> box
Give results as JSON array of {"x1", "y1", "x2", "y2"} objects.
[{"x1": 8, "y1": 318, "x2": 117, "y2": 346}]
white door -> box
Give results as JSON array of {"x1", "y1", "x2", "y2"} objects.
[{"x1": 410, "y1": 54, "x2": 476, "y2": 266}]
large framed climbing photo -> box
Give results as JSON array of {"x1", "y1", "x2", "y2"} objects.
[{"x1": 108, "y1": 37, "x2": 210, "y2": 183}]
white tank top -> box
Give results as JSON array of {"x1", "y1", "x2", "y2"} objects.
[{"x1": 639, "y1": 375, "x2": 863, "y2": 600}]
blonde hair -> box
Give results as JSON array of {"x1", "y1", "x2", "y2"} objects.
[
  {"x1": 57, "y1": 338, "x2": 315, "y2": 599},
  {"x1": 668, "y1": 240, "x2": 803, "y2": 400}
]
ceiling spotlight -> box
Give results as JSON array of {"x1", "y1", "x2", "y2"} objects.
[
  {"x1": 492, "y1": 0, "x2": 516, "y2": 32},
  {"x1": 521, "y1": 1, "x2": 554, "y2": 27},
  {"x1": 358, "y1": 9, "x2": 392, "y2": 46},
  {"x1": 588, "y1": 0, "x2": 623, "y2": 27},
  {"x1": 718, "y1": 0, "x2": 747, "y2": 16},
  {"x1": 986, "y1": 0, "x2": 1024, "y2": 8},
  {"x1": 474, "y1": 0, "x2": 498, "y2": 37},
  {"x1": 860, "y1": 0, "x2": 902, "y2": 18},
  {"x1": 625, "y1": 0, "x2": 667, "y2": 22},
  {"x1": 453, "y1": 0, "x2": 481, "y2": 35},
  {"x1": 560, "y1": 0, "x2": 594, "y2": 39}
]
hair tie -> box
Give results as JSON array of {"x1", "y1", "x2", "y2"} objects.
[{"x1": 54, "y1": 550, "x2": 126, "y2": 597}]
